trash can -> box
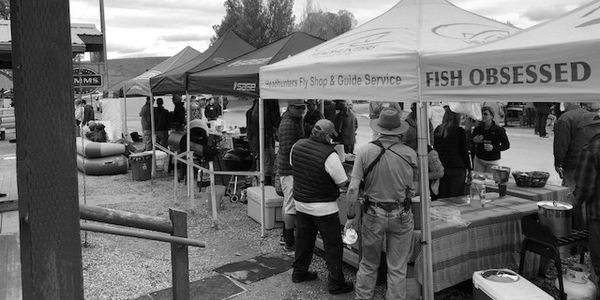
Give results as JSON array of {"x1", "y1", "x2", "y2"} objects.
[{"x1": 129, "y1": 153, "x2": 152, "y2": 181}]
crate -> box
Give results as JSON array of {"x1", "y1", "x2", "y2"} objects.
[{"x1": 246, "y1": 186, "x2": 283, "y2": 229}]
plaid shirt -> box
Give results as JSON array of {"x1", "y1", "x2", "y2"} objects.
[
  {"x1": 276, "y1": 111, "x2": 304, "y2": 176},
  {"x1": 574, "y1": 136, "x2": 600, "y2": 220}
]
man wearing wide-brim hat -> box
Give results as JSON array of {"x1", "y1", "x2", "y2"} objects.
[{"x1": 345, "y1": 107, "x2": 417, "y2": 300}]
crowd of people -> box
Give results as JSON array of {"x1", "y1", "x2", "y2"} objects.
[{"x1": 271, "y1": 99, "x2": 600, "y2": 299}]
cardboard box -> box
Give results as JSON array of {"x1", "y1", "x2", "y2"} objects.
[{"x1": 246, "y1": 186, "x2": 283, "y2": 229}]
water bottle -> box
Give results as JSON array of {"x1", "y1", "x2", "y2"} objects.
[{"x1": 470, "y1": 180, "x2": 485, "y2": 208}]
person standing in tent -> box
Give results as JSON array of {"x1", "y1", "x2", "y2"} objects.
[
  {"x1": 333, "y1": 100, "x2": 357, "y2": 154},
  {"x1": 534, "y1": 102, "x2": 553, "y2": 138},
  {"x1": 434, "y1": 108, "x2": 471, "y2": 199},
  {"x1": 154, "y1": 98, "x2": 170, "y2": 149},
  {"x1": 472, "y1": 106, "x2": 510, "y2": 173},
  {"x1": 289, "y1": 119, "x2": 354, "y2": 295},
  {"x1": 139, "y1": 96, "x2": 152, "y2": 151},
  {"x1": 245, "y1": 98, "x2": 281, "y2": 185},
  {"x1": 303, "y1": 100, "x2": 324, "y2": 138},
  {"x1": 345, "y1": 108, "x2": 416, "y2": 300},
  {"x1": 277, "y1": 100, "x2": 306, "y2": 252},
  {"x1": 170, "y1": 94, "x2": 186, "y2": 131},
  {"x1": 204, "y1": 97, "x2": 222, "y2": 121}
]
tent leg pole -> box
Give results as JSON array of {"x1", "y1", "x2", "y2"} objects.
[{"x1": 259, "y1": 97, "x2": 265, "y2": 238}]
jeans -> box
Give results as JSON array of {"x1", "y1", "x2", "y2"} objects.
[
  {"x1": 355, "y1": 206, "x2": 414, "y2": 300},
  {"x1": 535, "y1": 112, "x2": 549, "y2": 136},
  {"x1": 293, "y1": 211, "x2": 346, "y2": 290}
]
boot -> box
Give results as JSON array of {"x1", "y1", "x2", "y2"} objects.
[
  {"x1": 283, "y1": 229, "x2": 295, "y2": 252},
  {"x1": 279, "y1": 223, "x2": 286, "y2": 245}
]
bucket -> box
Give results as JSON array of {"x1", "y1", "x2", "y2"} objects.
[
  {"x1": 537, "y1": 201, "x2": 573, "y2": 238},
  {"x1": 129, "y1": 153, "x2": 152, "y2": 181}
]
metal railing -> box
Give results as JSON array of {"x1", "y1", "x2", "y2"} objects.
[{"x1": 79, "y1": 204, "x2": 205, "y2": 300}]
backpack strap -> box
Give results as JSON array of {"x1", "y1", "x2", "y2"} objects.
[{"x1": 363, "y1": 140, "x2": 387, "y2": 180}]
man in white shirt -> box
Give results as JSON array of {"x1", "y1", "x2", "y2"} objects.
[{"x1": 289, "y1": 119, "x2": 353, "y2": 295}]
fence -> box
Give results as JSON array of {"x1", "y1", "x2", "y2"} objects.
[{"x1": 79, "y1": 204, "x2": 205, "y2": 300}]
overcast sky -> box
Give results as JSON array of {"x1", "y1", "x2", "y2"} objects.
[{"x1": 69, "y1": 0, "x2": 591, "y2": 59}]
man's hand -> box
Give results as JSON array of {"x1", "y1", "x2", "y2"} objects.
[
  {"x1": 555, "y1": 165, "x2": 564, "y2": 179},
  {"x1": 344, "y1": 218, "x2": 357, "y2": 232},
  {"x1": 473, "y1": 135, "x2": 484, "y2": 143}
]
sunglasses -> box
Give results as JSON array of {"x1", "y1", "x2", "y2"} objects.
[
  {"x1": 292, "y1": 105, "x2": 306, "y2": 109},
  {"x1": 482, "y1": 112, "x2": 491, "y2": 116}
]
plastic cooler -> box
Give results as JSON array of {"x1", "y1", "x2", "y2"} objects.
[
  {"x1": 141, "y1": 150, "x2": 168, "y2": 171},
  {"x1": 129, "y1": 153, "x2": 152, "y2": 181},
  {"x1": 246, "y1": 186, "x2": 283, "y2": 229},
  {"x1": 473, "y1": 269, "x2": 553, "y2": 300}
]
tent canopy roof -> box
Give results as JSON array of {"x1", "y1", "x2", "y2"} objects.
[
  {"x1": 258, "y1": 0, "x2": 519, "y2": 101},
  {"x1": 149, "y1": 30, "x2": 255, "y2": 95},
  {"x1": 421, "y1": 0, "x2": 600, "y2": 101},
  {"x1": 123, "y1": 46, "x2": 200, "y2": 96},
  {"x1": 187, "y1": 31, "x2": 325, "y2": 97}
]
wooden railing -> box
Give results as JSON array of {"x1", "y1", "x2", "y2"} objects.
[{"x1": 79, "y1": 204, "x2": 205, "y2": 300}]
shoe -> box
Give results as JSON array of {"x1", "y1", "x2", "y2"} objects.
[
  {"x1": 282, "y1": 244, "x2": 295, "y2": 252},
  {"x1": 540, "y1": 135, "x2": 549, "y2": 138},
  {"x1": 292, "y1": 271, "x2": 318, "y2": 283},
  {"x1": 279, "y1": 235, "x2": 286, "y2": 245},
  {"x1": 328, "y1": 281, "x2": 354, "y2": 295}
]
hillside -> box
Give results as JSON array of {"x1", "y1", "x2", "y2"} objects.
[{"x1": 107, "y1": 56, "x2": 168, "y2": 91}]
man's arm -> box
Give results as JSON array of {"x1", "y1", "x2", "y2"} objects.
[
  {"x1": 553, "y1": 119, "x2": 570, "y2": 168},
  {"x1": 574, "y1": 147, "x2": 597, "y2": 205}
]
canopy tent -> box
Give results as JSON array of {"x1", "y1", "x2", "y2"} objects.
[
  {"x1": 150, "y1": 30, "x2": 255, "y2": 95},
  {"x1": 187, "y1": 32, "x2": 325, "y2": 97},
  {"x1": 122, "y1": 46, "x2": 200, "y2": 96},
  {"x1": 259, "y1": 0, "x2": 518, "y2": 102},
  {"x1": 421, "y1": 0, "x2": 600, "y2": 102},
  {"x1": 258, "y1": 0, "x2": 519, "y2": 298}
]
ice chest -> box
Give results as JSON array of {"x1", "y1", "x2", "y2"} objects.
[
  {"x1": 473, "y1": 269, "x2": 553, "y2": 300},
  {"x1": 246, "y1": 186, "x2": 283, "y2": 229}
]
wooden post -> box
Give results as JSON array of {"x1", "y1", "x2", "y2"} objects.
[
  {"x1": 11, "y1": 0, "x2": 84, "y2": 299},
  {"x1": 209, "y1": 161, "x2": 219, "y2": 229},
  {"x1": 169, "y1": 208, "x2": 190, "y2": 300}
]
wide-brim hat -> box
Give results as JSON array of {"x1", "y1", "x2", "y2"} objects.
[{"x1": 369, "y1": 108, "x2": 409, "y2": 135}]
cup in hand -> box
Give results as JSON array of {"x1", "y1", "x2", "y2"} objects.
[{"x1": 483, "y1": 140, "x2": 492, "y2": 151}]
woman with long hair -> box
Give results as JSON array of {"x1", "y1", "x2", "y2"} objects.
[{"x1": 434, "y1": 108, "x2": 472, "y2": 198}]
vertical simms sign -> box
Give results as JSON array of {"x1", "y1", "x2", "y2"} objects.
[{"x1": 73, "y1": 67, "x2": 103, "y2": 95}]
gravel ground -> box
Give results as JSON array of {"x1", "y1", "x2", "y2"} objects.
[{"x1": 79, "y1": 169, "x2": 598, "y2": 300}]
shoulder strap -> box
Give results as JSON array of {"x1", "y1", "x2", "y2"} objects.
[
  {"x1": 385, "y1": 144, "x2": 418, "y2": 169},
  {"x1": 363, "y1": 140, "x2": 387, "y2": 179}
]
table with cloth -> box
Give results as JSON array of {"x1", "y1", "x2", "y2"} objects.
[
  {"x1": 412, "y1": 193, "x2": 538, "y2": 292},
  {"x1": 485, "y1": 181, "x2": 568, "y2": 202}
]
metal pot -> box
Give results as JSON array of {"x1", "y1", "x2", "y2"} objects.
[{"x1": 537, "y1": 200, "x2": 573, "y2": 238}]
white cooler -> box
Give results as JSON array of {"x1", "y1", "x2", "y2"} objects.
[
  {"x1": 246, "y1": 186, "x2": 283, "y2": 229},
  {"x1": 473, "y1": 269, "x2": 553, "y2": 300}
]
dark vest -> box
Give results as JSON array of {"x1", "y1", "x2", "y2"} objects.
[{"x1": 292, "y1": 138, "x2": 340, "y2": 203}]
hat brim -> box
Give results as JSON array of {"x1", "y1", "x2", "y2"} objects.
[{"x1": 369, "y1": 119, "x2": 409, "y2": 135}]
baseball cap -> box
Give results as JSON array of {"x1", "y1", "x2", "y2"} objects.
[{"x1": 313, "y1": 119, "x2": 338, "y2": 137}]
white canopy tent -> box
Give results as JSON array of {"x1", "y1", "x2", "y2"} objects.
[
  {"x1": 421, "y1": 0, "x2": 600, "y2": 102},
  {"x1": 259, "y1": 0, "x2": 519, "y2": 297}
]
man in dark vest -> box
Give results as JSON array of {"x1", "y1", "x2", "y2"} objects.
[{"x1": 290, "y1": 119, "x2": 353, "y2": 295}]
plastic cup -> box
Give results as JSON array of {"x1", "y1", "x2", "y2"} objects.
[
  {"x1": 342, "y1": 228, "x2": 358, "y2": 245},
  {"x1": 499, "y1": 183, "x2": 507, "y2": 197}
]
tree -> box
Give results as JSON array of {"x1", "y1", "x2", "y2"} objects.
[
  {"x1": 295, "y1": 0, "x2": 356, "y2": 40},
  {"x1": 0, "y1": 0, "x2": 9, "y2": 20},
  {"x1": 212, "y1": 0, "x2": 295, "y2": 48}
]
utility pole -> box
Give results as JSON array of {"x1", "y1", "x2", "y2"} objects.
[{"x1": 99, "y1": 0, "x2": 109, "y2": 94}]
